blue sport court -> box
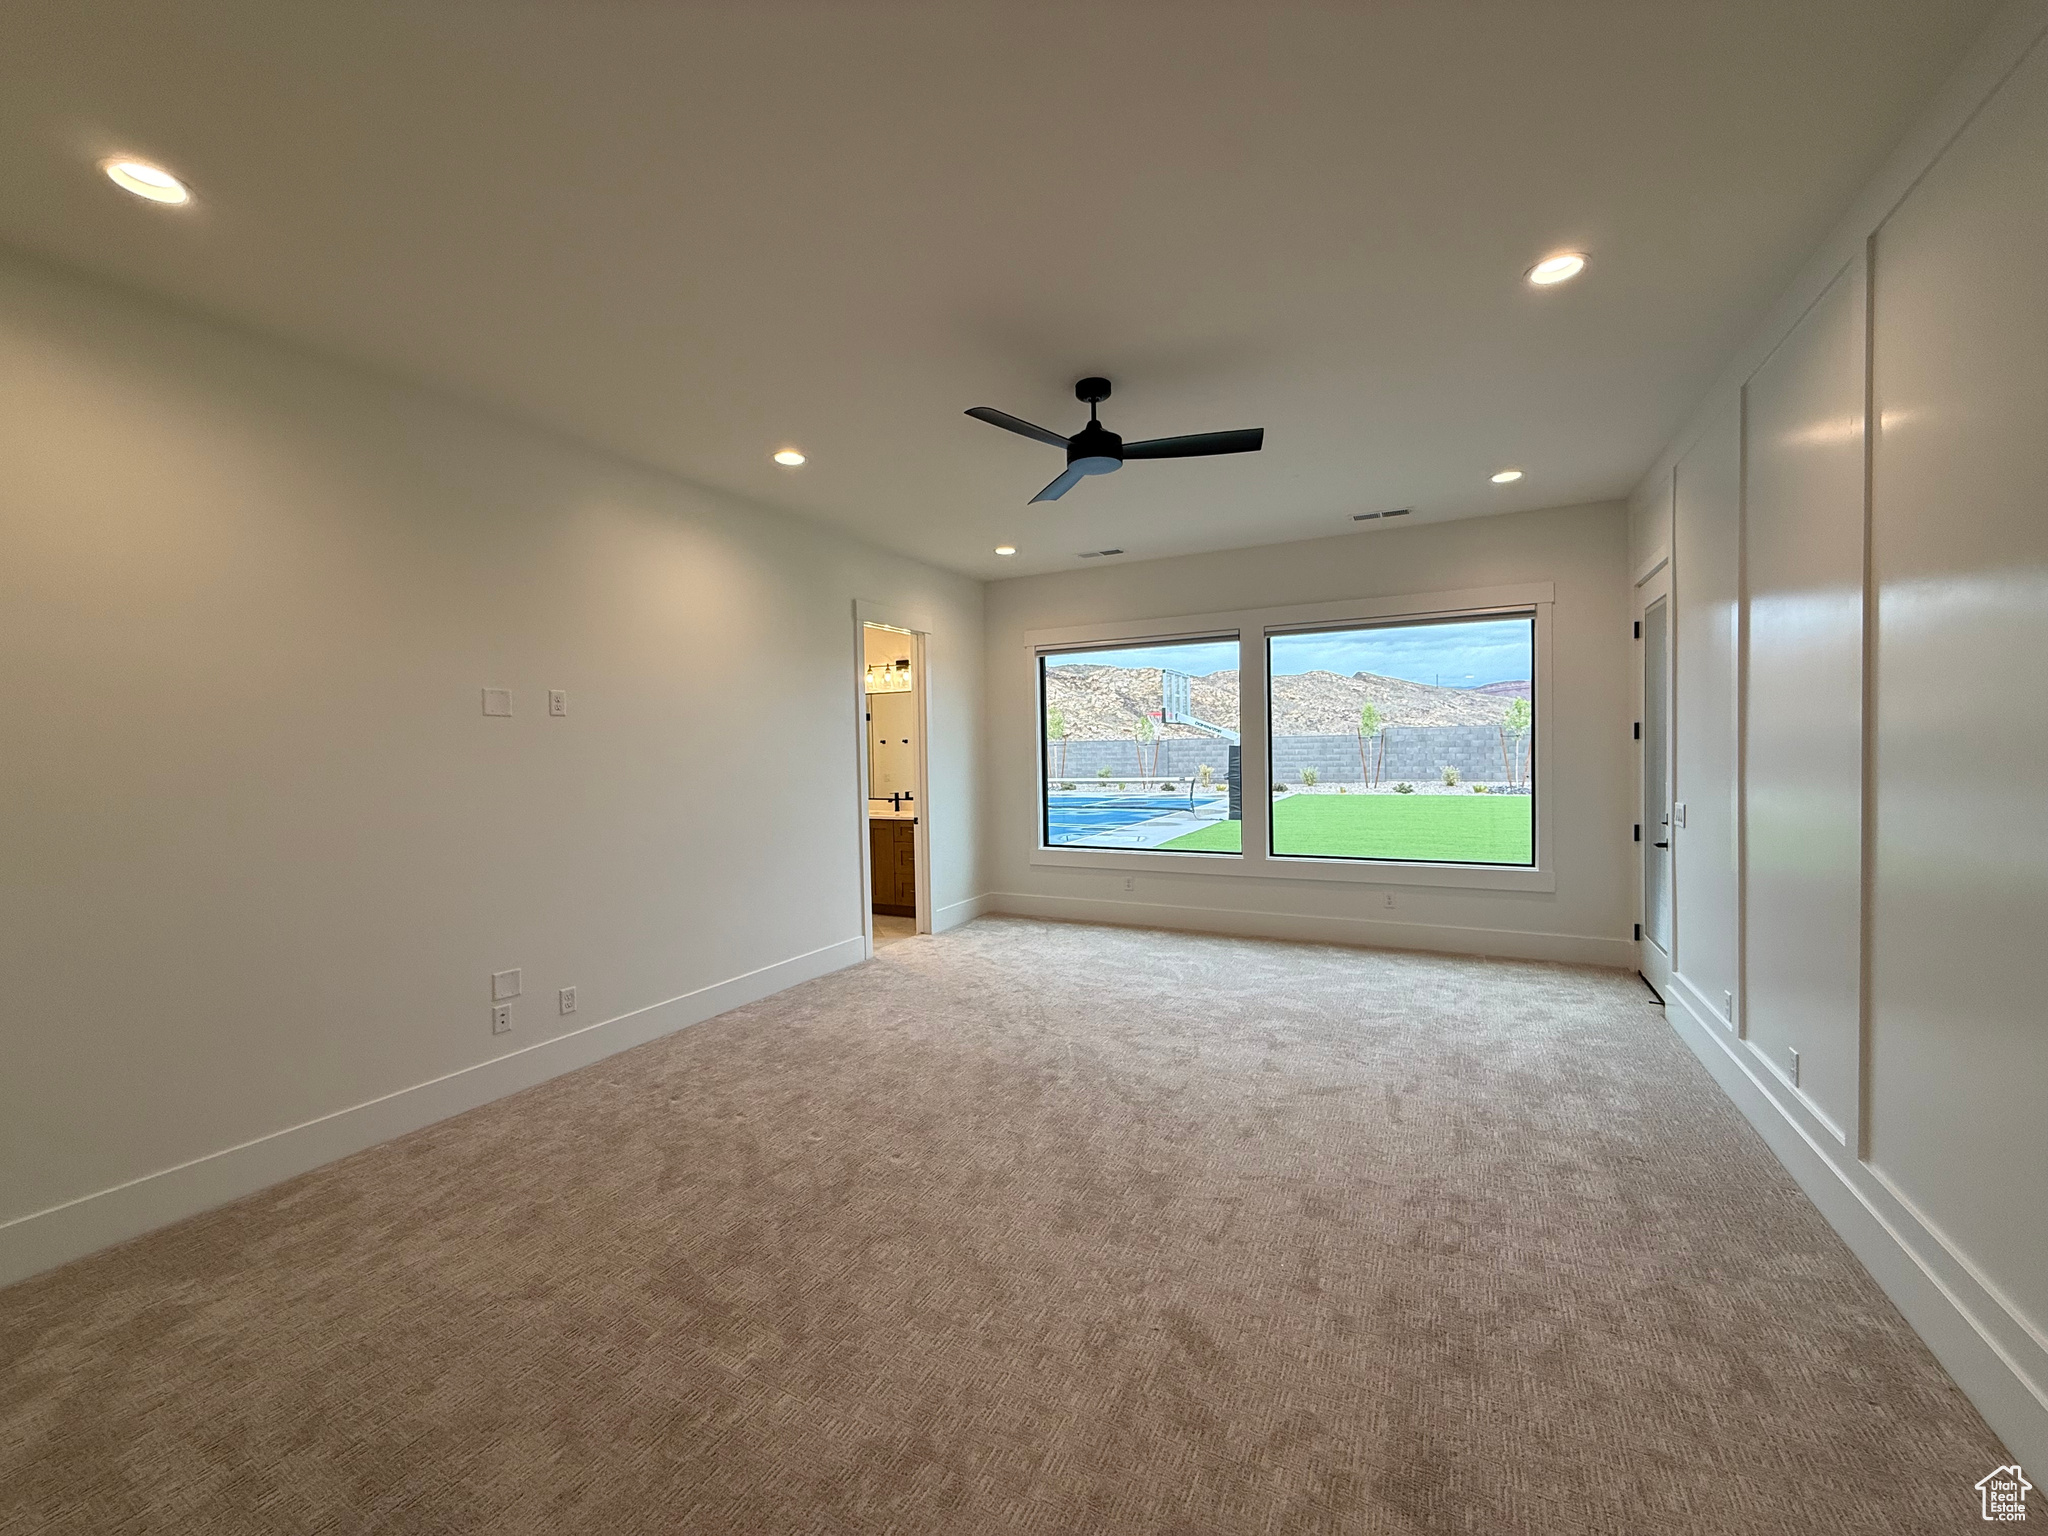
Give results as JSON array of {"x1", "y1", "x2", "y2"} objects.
[{"x1": 1047, "y1": 792, "x2": 1224, "y2": 844}]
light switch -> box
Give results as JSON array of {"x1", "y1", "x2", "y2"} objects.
[
  {"x1": 549, "y1": 689, "x2": 567, "y2": 717},
  {"x1": 482, "y1": 688, "x2": 512, "y2": 717},
  {"x1": 492, "y1": 968, "x2": 522, "y2": 1001},
  {"x1": 1674, "y1": 802, "x2": 1688, "y2": 828}
]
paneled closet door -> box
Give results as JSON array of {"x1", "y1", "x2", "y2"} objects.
[{"x1": 1636, "y1": 564, "x2": 1674, "y2": 999}]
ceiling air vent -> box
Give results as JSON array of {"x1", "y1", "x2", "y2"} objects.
[
  {"x1": 1077, "y1": 548, "x2": 1125, "y2": 558},
  {"x1": 1353, "y1": 508, "x2": 1412, "y2": 522}
]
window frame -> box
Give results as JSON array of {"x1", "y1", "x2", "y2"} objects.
[
  {"x1": 1026, "y1": 583, "x2": 1556, "y2": 892},
  {"x1": 1036, "y1": 630, "x2": 1247, "y2": 861},
  {"x1": 1265, "y1": 610, "x2": 1537, "y2": 868}
]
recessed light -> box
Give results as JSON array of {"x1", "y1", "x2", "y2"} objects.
[
  {"x1": 1527, "y1": 252, "x2": 1587, "y2": 286},
  {"x1": 101, "y1": 158, "x2": 190, "y2": 205},
  {"x1": 1491, "y1": 469, "x2": 1524, "y2": 484},
  {"x1": 993, "y1": 545, "x2": 1017, "y2": 557},
  {"x1": 772, "y1": 449, "x2": 806, "y2": 466}
]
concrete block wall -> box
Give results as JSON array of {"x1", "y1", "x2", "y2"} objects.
[{"x1": 1046, "y1": 727, "x2": 1529, "y2": 785}]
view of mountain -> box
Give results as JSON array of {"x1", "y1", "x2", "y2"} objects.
[{"x1": 1043, "y1": 666, "x2": 1531, "y2": 740}]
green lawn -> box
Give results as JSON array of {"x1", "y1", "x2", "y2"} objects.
[{"x1": 1159, "y1": 793, "x2": 1532, "y2": 863}]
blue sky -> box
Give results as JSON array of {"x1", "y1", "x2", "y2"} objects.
[
  {"x1": 1044, "y1": 618, "x2": 1531, "y2": 687},
  {"x1": 1271, "y1": 618, "x2": 1532, "y2": 686},
  {"x1": 1045, "y1": 639, "x2": 1240, "y2": 675}
]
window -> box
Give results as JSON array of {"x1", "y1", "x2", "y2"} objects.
[
  {"x1": 1267, "y1": 614, "x2": 1535, "y2": 866},
  {"x1": 1040, "y1": 635, "x2": 1241, "y2": 853}
]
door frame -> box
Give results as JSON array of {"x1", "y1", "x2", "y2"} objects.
[
  {"x1": 853, "y1": 604, "x2": 933, "y2": 955},
  {"x1": 1634, "y1": 558, "x2": 1675, "y2": 997}
]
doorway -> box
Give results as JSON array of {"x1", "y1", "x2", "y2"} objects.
[
  {"x1": 1636, "y1": 565, "x2": 1674, "y2": 998},
  {"x1": 858, "y1": 617, "x2": 930, "y2": 953}
]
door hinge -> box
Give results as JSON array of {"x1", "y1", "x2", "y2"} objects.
[
  {"x1": 1634, "y1": 923, "x2": 1642, "y2": 941},
  {"x1": 1633, "y1": 721, "x2": 1641, "y2": 739},
  {"x1": 1633, "y1": 824, "x2": 1641, "y2": 842},
  {"x1": 1633, "y1": 620, "x2": 1641, "y2": 639}
]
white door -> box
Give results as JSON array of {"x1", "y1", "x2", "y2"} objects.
[{"x1": 1637, "y1": 567, "x2": 1675, "y2": 997}]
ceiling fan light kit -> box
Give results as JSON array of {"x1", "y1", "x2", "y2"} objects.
[{"x1": 965, "y1": 377, "x2": 1265, "y2": 503}]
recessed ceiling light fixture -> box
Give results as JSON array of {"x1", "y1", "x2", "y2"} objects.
[
  {"x1": 1526, "y1": 252, "x2": 1587, "y2": 286},
  {"x1": 993, "y1": 545, "x2": 1017, "y2": 557},
  {"x1": 772, "y1": 449, "x2": 806, "y2": 466},
  {"x1": 1491, "y1": 469, "x2": 1524, "y2": 484},
  {"x1": 101, "y1": 158, "x2": 190, "y2": 204}
]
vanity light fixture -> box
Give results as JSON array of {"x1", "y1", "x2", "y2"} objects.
[{"x1": 101, "y1": 158, "x2": 190, "y2": 204}]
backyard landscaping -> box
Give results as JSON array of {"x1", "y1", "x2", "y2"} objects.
[{"x1": 1159, "y1": 792, "x2": 1532, "y2": 863}]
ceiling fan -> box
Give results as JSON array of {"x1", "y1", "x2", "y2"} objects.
[{"x1": 965, "y1": 377, "x2": 1264, "y2": 503}]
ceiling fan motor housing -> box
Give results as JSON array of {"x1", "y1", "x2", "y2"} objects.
[{"x1": 1067, "y1": 421, "x2": 1123, "y2": 475}]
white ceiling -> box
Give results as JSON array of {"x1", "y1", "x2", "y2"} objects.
[{"x1": 0, "y1": 1, "x2": 1998, "y2": 578}]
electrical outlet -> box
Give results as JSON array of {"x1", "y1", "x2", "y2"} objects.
[
  {"x1": 548, "y1": 689, "x2": 567, "y2": 717},
  {"x1": 1723, "y1": 990, "x2": 1734, "y2": 1021},
  {"x1": 491, "y1": 968, "x2": 522, "y2": 1001},
  {"x1": 491, "y1": 1004, "x2": 513, "y2": 1035},
  {"x1": 1123, "y1": 876, "x2": 1135, "y2": 892},
  {"x1": 1384, "y1": 892, "x2": 1396, "y2": 909},
  {"x1": 1787, "y1": 1046, "x2": 1800, "y2": 1086},
  {"x1": 559, "y1": 986, "x2": 577, "y2": 1015}
]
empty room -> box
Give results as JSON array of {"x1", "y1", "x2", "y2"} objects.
[{"x1": 2, "y1": 3, "x2": 2043, "y2": 1531}]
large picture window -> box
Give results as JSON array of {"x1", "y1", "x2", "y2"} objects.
[
  {"x1": 1040, "y1": 636, "x2": 1242, "y2": 853},
  {"x1": 1266, "y1": 615, "x2": 1535, "y2": 866}
]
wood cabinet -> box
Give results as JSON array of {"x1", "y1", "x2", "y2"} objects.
[{"x1": 869, "y1": 818, "x2": 916, "y2": 916}]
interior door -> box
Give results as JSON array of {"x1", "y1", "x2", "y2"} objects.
[{"x1": 1637, "y1": 567, "x2": 1675, "y2": 997}]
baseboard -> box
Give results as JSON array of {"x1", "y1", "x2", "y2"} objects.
[
  {"x1": 0, "y1": 935, "x2": 866, "y2": 1291},
  {"x1": 984, "y1": 891, "x2": 1632, "y2": 968},
  {"x1": 932, "y1": 894, "x2": 988, "y2": 933},
  {"x1": 1661, "y1": 982, "x2": 2048, "y2": 1469}
]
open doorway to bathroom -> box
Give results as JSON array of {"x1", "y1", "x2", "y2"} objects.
[{"x1": 858, "y1": 617, "x2": 930, "y2": 952}]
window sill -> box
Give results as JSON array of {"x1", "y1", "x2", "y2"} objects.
[{"x1": 1029, "y1": 844, "x2": 1556, "y2": 892}]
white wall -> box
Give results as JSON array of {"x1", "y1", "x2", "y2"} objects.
[
  {"x1": 983, "y1": 502, "x2": 1633, "y2": 964},
  {"x1": 0, "y1": 252, "x2": 984, "y2": 1284},
  {"x1": 1627, "y1": 2, "x2": 2048, "y2": 1468}
]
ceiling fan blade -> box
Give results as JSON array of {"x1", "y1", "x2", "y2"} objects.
[
  {"x1": 1029, "y1": 464, "x2": 1089, "y2": 503},
  {"x1": 965, "y1": 406, "x2": 1070, "y2": 449},
  {"x1": 1121, "y1": 427, "x2": 1265, "y2": 460}
]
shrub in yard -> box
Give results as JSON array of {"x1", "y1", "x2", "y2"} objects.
[
  {"x1": 1393, "y1": 782, "x2": 1415, "y2": 793},
  {"x1": 1161, "y1": 782, "x2": 1178, "y2": 792},
  {"x1": 1197, "y1": 764, "x2": 1215, "y2": 789},
  {"x1": 1272, "y1": 782, "x2": 1288, "y2": 794},
  {"x1": 1471, "y1": 783, "x2": 1491, "y2": 794},
  {"x1": 1115, "y1": 782, "x2": 1126, "y2": 790},
  {"x1": 1301, "y1": 766, "x2": 1319, "y2": 787},
  {"x1": 1097, "y1": 766, "x2": 1112, "y2": 779},
  {"x1": 1440, "y1": 766, "x2": 1460, "y2": 786},
  {"x1": 1058, "y1": 782, "x2": 1076, "y2": 791}
]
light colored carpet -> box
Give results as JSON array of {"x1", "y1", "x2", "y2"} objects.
[{"x1": 0, "y1": 918, "x2": 2020, "y2": 1534}]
